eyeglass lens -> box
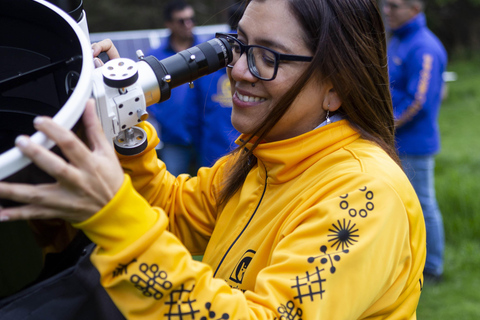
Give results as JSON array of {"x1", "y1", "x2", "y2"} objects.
[{"x1": 225, "y1": 37, "x2": 277, "y2": 80}]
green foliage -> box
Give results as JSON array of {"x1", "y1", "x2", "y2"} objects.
[
  {"x1": 417, "y1": 56, "x2": 480, "y2": 318},
  {"x1": 435, "y1": 56, "x2": 480, "y2": 243},
  {"x1": 418, "y1": 242, "x2": 480, "y2": 319},
  {"x1": 425, "y1": 0, "x2": 480, "y2": 56}
]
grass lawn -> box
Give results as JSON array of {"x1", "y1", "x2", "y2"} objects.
[{"x1": 416, "y1": 56, "x2": 480, "y2": 319}]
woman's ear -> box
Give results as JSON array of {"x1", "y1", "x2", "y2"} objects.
[{"x1": 324, "y1": 87, "x2": 342, "y2": 112}]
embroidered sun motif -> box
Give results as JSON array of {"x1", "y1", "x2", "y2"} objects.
[{"x1": 328, "y1": 219, "x2": 359, "y2": 251}]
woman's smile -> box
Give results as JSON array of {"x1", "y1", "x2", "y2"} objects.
[{"x1": 234, "y1": 90, "x2": 267, "y2": 103}]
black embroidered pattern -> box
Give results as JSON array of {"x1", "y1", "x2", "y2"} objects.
[
  {"x1": 328, "y1": 219, "x2": 359, "y2": 251},
  {"x1": 286, "y1": 186, "x2": 374, "y2": 309},
  {"x1": 113, "y1": 258, "x2": 137, "y2": 278},
  {"x1": 278, "y1": 301, "x2": 303, "y2": 320},
  {"x1": 291, "y1": 266, "x2": 326, "y2": 303},
  {"x1": 130, "y1": 263, "x2": 172, "y2": 300},
  {"x1": 164, "y1": 284, "x2": 200, "y2": 320},
  {"x1": 200, "y1": 302, "x2": 230, "y2": 320},
  {"x1": 339, "y1": 186, "x2": 375, "y2": 218},
  {"x1": 308, "y1": 245, "x2": 349, "y2": 274}
]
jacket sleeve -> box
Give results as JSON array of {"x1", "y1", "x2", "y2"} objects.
[
  {"x1": 392, "y1": 46, "x2": 444, "y2": 128},
  {"x1": 73, "y1": 172, "x2": 425, "y2": 319},
  {"x1": 117, "y1": 121, "x2": 228, "y2": 255},
  {"x1": 73, "y1": 176, "x2": 250, "y2": 319}
]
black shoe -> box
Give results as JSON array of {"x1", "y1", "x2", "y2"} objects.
[{"x1": 423, "y1": 272, "x2": 443, "y2": 285}]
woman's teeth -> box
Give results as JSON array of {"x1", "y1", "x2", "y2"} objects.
[{"x1": 236, "y1": 91, "x2": 266, "y2": 102}]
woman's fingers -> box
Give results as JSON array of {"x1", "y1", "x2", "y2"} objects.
[
  {"x1": 0, "y1": 99, "x2": 125, "y2": 223},
  {"x1": 0, "y1": 185, "x2": 95, "y2": 223},
  {"x1": 31, "y1": 117, "x2": 93, "y2": 172},
  {"x1": 0, "y1": 202, "x2": 52, "y2": 222},
  {"x1": 91, "y1": 39, "x2": 120, "y2": 60},
  {"x1": 15, "y1": 135, "x2": 81, "y2": 185}
]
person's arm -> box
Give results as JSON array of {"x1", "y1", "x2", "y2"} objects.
[
  {"x1": 74, "y1": 174, "x2": 424, "y2": 319},
  {"x1": 392, "y1": 47, "x2": 444, "y2": 128},
  {"x1": 117, "y1": 120, "x2": 228, "y2": 254}
]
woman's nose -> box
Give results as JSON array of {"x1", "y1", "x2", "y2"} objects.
[{"x1": 230, "y1": 53, "x2": 257, "y2": 83}]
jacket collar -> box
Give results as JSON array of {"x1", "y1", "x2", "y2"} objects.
[
  {"x1": 392, "y1": 12, "x2": 426, "y2": 39},
  {"x1": 236, "y1": 120, "x2": 361, "y2": 184}
]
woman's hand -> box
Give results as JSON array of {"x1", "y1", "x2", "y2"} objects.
[
  {"x1": 0, "y1": 99, "x2": 124, "y2": 223},
  {"x1": 92, "y1": 38, "x2": 120, "y2": 68}
]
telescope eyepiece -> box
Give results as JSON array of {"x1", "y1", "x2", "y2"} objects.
[{"x1": 140, "y1": 36, "x2": 232, "y2": 104}]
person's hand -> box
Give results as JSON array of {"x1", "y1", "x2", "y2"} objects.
[
  {"x1": 0, "y1": 99, "x2": 124, "y2": 223},
  {"x1": 92, "y1": 38, "x2": 120, "y2": 68}
]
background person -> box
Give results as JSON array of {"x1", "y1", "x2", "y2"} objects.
[
  {"x1": 383, "y1": 0, "x2": 447, "y2": 283},
  {"x1": 148, "y1": 0, "x2": 240, "y2": 174},
  {"x1": 0, "y1": 0, "x2": 426, "y2": 318},
  {"x1": 193, "y1": 1, "x2": 243, "y2": 167},
  {"x1": 147, "y1": 0, "x2": 202, "y2": 175}
]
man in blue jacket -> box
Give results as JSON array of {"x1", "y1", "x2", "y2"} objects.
[
  {"x1": 148, "y1": 1, "x2": 239, "y2": 174},
  {"x1": 192, "y1": 2, "x2": 244, "y2": 167},
  {"x1": 147, "y1": 0, "x2": 200, "y2": 175},
  {"x1": 383, "y1": 0, "x2": 447, "y2": 283}
]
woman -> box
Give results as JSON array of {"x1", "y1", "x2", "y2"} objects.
[{"x1": 0, "y1": 0, "x2": 426, "y2": 318}]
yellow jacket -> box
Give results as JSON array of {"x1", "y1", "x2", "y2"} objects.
[{"x1": 75, "y1": 120, "x2": 426, "y2": 319}]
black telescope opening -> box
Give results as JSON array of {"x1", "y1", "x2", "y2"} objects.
[
  {"x1": 0, "y1": 0, "x2": 88, "y2": 300},
  {"x1": 0, "y1": 0, "x2": 83, "y2": 155}
]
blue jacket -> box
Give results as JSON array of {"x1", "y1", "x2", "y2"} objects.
[
  {"x1": 195, "y1": 68, "x2": 239, "y2": 167},
  {"x1": 387, "y1": 13, "x2": 447, "y2": 156},
  {"x1": 147, "y1": 34, "x2": 203, "y2": 147}
]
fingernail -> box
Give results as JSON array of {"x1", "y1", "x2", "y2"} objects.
[
  {"x1": 33, "y1": 116, "x2": 45, "y2": 126},
  {"x1": 94, "y1": 58, "x2": 102, "y2": 68},
  {"x1": 15, "y1": 135, "x2": 30, "y2": 148}
]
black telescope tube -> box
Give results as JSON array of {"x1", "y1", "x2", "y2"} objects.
[
  {"x1": 45, "y1": 0, "x2": 84, "y2": 22},
  {"x1": 143, "y1": 37, "x2": 232, "y2": 103}
]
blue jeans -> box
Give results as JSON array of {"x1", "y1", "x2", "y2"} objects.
[
  {"x1": 400, "y1": 155, "x2": 444, "y2": 276},
  {"x1": 158, "y1": 144, "x2": 197, "y2": 176}
]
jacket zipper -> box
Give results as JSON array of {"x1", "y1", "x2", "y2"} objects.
[{"x1": 213, "y1": 167, "x2": 268, "y2": 277}]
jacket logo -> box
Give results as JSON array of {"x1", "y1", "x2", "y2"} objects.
[
  {"x1": 229, "y1": 249, "x2": 256, "y2": 284},
  {"x1": 212, "y1": 74, "x2": 233, "y2": 108}
]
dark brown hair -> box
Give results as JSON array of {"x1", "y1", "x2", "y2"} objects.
[{"x1": 217, "y1": 0, "x2": 399, "y2": 207}]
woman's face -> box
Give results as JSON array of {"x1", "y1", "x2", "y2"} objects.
[{"x1": 228, "y1": 0, "x2": 330, "y2": 142}]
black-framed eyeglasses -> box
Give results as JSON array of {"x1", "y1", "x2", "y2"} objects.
[{"x1": 215, "y1": 33, "x2": 313, "y2": 81}]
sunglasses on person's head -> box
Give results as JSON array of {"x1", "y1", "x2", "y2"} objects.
[{"x1": 215, "y1": 33, "x2": 313, "y2": 81}]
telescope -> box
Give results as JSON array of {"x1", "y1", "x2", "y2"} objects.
[
  {"x1": 0, "y1": 0, "x2": 233, "y2": 183},
  {"x1": 0, "y1": 0, "x2": 233, "y2": 301}
]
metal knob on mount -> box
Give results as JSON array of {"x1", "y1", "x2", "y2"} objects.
[
  {"x1": 102, "y1": 58, "x2": 139, "y2": 89},
  {"x1": 114, "y1": 126, "x2": 148, "y2": 156}
]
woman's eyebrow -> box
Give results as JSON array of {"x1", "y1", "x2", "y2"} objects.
[{"x1": 237, "y1": 25, "x2": 293, "y2": 54}]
